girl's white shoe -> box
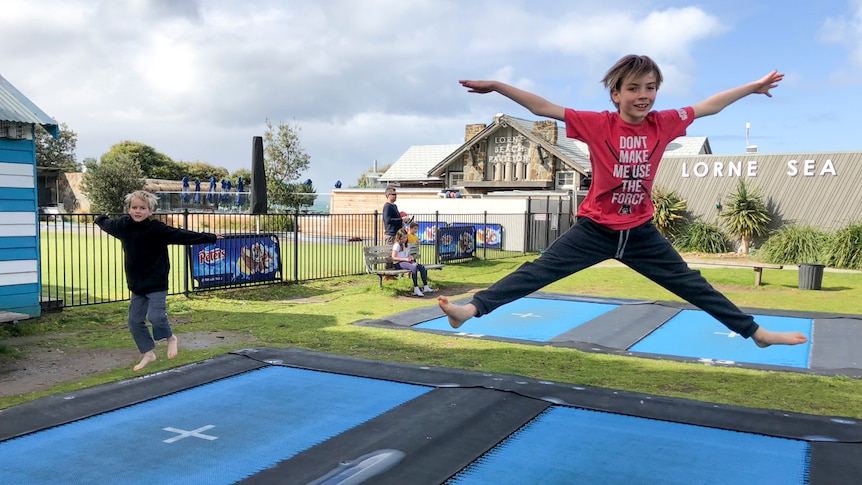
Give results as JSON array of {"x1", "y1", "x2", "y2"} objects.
[
  {"x1": 414, "y1": 287, "x2": 425, "y2": 297},
  {"x1": 423, "y1": 285, "x2": 435, "y2": 293}
]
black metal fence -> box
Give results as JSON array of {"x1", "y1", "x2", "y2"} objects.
[{"x1": 39, "y1": 207, "x2": 574, "y2": 309}]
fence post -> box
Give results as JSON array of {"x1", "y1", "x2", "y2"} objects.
[
  {"x1": 373, "y1": 210, "x2": 379, "y2": 246},
  {"x1": 294, "y1": 207, "x2": 300, "y2": 282},
  {"x1": 434, "y1": 211, "x2": 441, "y2": 264},
  {"x1": 483, "y1": 211, "x2": 488, "y2": 260},
  {"x1": 183, "y1": 209, "x2": 190, "y2": 296}
]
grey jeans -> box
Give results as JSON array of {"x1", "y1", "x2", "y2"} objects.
[{"x1": 128, "y1": 290, "x2": 171, "y2": 353}]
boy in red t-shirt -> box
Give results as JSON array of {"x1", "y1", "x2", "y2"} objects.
[{"x1": 438, "y1": 55, "x2": 807, "y2": 348}]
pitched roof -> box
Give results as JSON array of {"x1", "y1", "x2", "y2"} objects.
[
  {"x1": 663, "y1": 136, "x2": 711, "y2": 156},
  {"x1": 379, "y1": 144, "x2": 461, "y2": 182},
  {"x1": 0, "y1": 74, "x2": 58, "y2": 137},
  {"x1": 388, "y1": 114, "x2": 711, "y2": 182}
]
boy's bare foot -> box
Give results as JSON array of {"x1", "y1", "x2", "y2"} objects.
[
  {"x1": 134, "y1": 350, "x2": 157, "y2": 371},
  {"x1": 752, "y1": 328, "x2": 808, "y2": 348},
  {"x1": 167, "y1": 335, "x2": 179, "y2": 359},
  {"x1": 437, "y1": 296, "x2": 477, "y2": 329}
]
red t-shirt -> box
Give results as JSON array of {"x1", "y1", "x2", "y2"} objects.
[{"x1": 565, "y1": 107, "x2": 695, "y2": 230}]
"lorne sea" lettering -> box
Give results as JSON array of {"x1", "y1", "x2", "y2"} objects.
[{"x1": 681, "y1": 159, "x2": 837, "y2": 178}]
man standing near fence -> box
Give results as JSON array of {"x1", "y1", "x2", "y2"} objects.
[{"x1": 383, "y1": 186, "x2": 409, "y2": 245}]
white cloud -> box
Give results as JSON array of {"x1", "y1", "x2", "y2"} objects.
[
  {"x1": 0, "y1": 0, "x2": 775, "y2": 187},
  {"x1": 822, "y1": 1, "x2": 862, "y2": 73}
]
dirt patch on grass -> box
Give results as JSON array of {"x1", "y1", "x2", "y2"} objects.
[{"x1": 0, "y1": 330, "x2": 260, "y2": 398}]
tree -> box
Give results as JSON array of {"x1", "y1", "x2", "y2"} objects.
[
  {"x1": 651, "y1": 186, "x2": 687, "y2": 241},
  {"x1": 179, "y1": 160, "x2": 229, "y2": 183},
  {"x1": 282, "y1": 181, "x2": 317, "y2": 210},
  {"x1": 81, "y1": 154, "x2": 145, "y2": 213},
  {"x1": 354, "y1": 163, "x2": 390, "y2": 188},
  {"x1": 230, "y1": 167, "x2": 253, "y2": 186},
  {"x1": 263, "y1": 118, "x2": 312, "y2": 209},
  {"x1": 720, "y1": 178, "x2": 771, "y2": 254},
  {"x1": 35, "y1": 123, "x2": 80, "y2": 171},
  {"x1": 103, "y1": 141, "x2": 180, "y2": 180}
]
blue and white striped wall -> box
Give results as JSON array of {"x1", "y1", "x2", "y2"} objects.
[{"x1": 0, "y1": 136, "x2": 41, "y2": 317}]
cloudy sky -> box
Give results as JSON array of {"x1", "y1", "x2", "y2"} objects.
[{"x1": 3, "y1": 0, "x2": 861, "y2": 190}]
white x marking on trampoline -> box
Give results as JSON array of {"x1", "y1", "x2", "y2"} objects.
[
  {"x1": 713, "y1": 331, "x2": 739, "y2": 338},
  {"x1": 511, "y1": 312, "x2": 542, "y2": 318},
  {"x1": 162, "y1": 425, "x2": 218, "y2": 443}
]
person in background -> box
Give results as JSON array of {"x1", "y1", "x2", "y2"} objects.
[
  {"x1": 382, "y1": 186, "x2": 409, "y2": 245},
  {"x1": 392, "y1": 228, "x2": 434, "y2": 297},
  {"x1": 95, "y1": 190, "x2": 223, "y2": 371},
  {"x1": 407, "y1": 221, "x2": 420, "y2": 245}
]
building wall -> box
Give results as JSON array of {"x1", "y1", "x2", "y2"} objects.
[
  {"x1": 655, "y1": 151, "x2": 862, "y2": 232},
  {"x1": 0, "y1": 136, "x2": 42, "y2": 317},
  {"x1": 329, "y1": 188, "x2": 571, "y2": 251}
]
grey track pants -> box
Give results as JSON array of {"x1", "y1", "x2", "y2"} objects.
[{"x1": 128, "y1": 290, "x2": 171, "y2": 353}]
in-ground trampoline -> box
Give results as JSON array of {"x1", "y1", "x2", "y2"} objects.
[
  {"x1": 0, "y1": 346, "x2": 859, "y2": 484},
  {"x1": 366, "y1": 292, "x2": 862, "y2": 378}
]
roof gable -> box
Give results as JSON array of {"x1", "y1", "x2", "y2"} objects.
[{"x1": 387, "y1": 114, "x2": 711, "y2": 182}]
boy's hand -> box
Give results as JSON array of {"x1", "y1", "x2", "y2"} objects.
[
  {"x1": 753, "y1": 70, "x2": 783, "y2": 97},
  {"x1": 215, "y1": 233, "x2": 224, "y2": 239},
  {"x1": 459, "y1": 80, "x2": 495, "y2": 94}
]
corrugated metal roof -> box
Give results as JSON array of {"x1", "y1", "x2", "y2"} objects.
[
  {"x1": 0, "y1": 74, "x2": 58, "y2": 137},
  {"x1": 380, "y1": 144, "x2": 461, "y2": 182}
]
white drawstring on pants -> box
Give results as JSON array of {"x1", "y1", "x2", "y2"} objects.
[{"x1": 615, "y1": 229, "x2": 630, "y2": 259}]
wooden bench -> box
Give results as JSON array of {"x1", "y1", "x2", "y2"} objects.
[
  {"x1": 685, "y1": 260, "x2": 784, "y2": 286},
  {"x1": 363, "y1": 245, "x2": 444, "y2": 288}
]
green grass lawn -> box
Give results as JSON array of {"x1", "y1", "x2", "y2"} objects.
[{"x1": 4, "y1": 255, "x2": 862, "y2": 418}]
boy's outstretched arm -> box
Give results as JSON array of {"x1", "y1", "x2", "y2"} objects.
[
  {"x1": 460, "y1": 80, "x2": 566, "y2": 121},
  {"x1": 691, "y1": 70, "x2": 783, "y2": 119}
]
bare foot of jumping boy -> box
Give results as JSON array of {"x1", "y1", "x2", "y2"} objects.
[
  {"x1": 167, "y1": 335, "x2": 179, "y2": 359},
  {"x1": 134, "y1": 350, "x2": 157, "y2": 371},
  {"x1": 437, "y1": 296, "x2": 478, "y2": 329},
  {"x1": 752, "y1": 327, "x2": 808, "y2": 348}
]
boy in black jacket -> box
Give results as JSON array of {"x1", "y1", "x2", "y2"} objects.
[{"x1": 96, "y1": 190, "x2": 222, "y2": 371}]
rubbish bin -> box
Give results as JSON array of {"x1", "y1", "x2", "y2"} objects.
[{"x1": 798, "y1": 263, "x2": 825, "y2": 290}]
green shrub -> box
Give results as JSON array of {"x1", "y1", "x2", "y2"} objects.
[
  {"x1": 824, "y1": 222, "x2": 862, "y2": 270},
  {"x1": 259, "y1": 212, "x2": 295, "y2": 232},
  {"x1": 673, "y1": 220, "x2": 730, "y2": 253},
  {"x1": 652, "y1": 186, "x2": 687, "y2": 241},
  {"x1": 719, "y1": 179, "x2": 771, "y2": 254},
  {"x1": 759, "y1": 224, "x2": 829, "y2": 265}
]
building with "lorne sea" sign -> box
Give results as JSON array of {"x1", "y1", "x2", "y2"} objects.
[{"x1": 654, "y1": 150, "x2": 861, "y2": 232}]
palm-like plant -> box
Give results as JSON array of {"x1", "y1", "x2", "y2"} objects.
[
  {"x1": 719, "y1": 179, "x2": 771, "y2": 254},
  {"x1": 651, "y1": 186, "x2": 687, "y2": 241}
]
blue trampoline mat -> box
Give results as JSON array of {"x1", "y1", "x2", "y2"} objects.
[
  {"x1": 448, "y1": 406, "x2": 810, "y2": 484},
  {"x1": 417, "y1": 298, "x2": 618, "y2": 342},
  {"x1": 0, "y1": 366, "x2": 431, "y2": 484},
  {"x1": 630, "y1": 310, "x2": 813, "y2": 368}
]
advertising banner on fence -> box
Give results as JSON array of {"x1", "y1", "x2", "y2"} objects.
[
  {"x1": 190, "y1": 234, "x2": 281, "y2": 289},
  {"x1": 438, "y1": 225, "x2": 475, "y2": 261},
  {"x1": 417, "y1": 221, "x2": 446, "y2": 245}
]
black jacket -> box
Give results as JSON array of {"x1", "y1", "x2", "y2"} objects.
[{"x1": 95, "y1": 215, "x2": 217, "y2": 295}]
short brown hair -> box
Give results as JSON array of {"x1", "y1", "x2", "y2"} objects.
[
  {"x1": 601, "y1": 55, "x2": 663, "y2": 108},
  {"x1": 385, "y1": 186, "x2": 397, "y2": 196}
]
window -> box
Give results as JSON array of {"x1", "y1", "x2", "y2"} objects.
[
  {"x1": 555, "y1": 171, "x2": 575, "y2": 189},
  {"x1": 448, "y1": 172, "x2": 464, "y2": 186}
]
